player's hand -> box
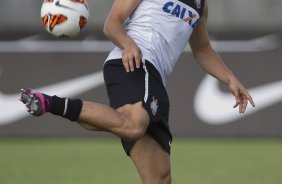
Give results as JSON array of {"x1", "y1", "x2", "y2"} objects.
[
  {"x1": 228, "y1": 77, "x2": 255, "y2": 113},
  {"x1": 122, "y1": 44, "x2": 142, "y2": 72}
]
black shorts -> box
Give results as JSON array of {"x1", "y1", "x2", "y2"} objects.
[{"x1": 103, "y1": 59, "x2": 172, "y2": 156}]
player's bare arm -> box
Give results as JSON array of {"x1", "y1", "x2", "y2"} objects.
[
  {"x1": 189, "y1": 2, "x2": 255, "y2": 113},
  {"x1": 103, "y1": 0, "x2": 142, "y2": 72}
]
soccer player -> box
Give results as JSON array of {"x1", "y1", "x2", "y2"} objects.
[{"x1": 20, "y1": 0, "x2": 255, "y2": 183}]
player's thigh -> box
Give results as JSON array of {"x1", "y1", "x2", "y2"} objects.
[{"x1": 130, "y1": 134, "x2": 171, "y2": 184}]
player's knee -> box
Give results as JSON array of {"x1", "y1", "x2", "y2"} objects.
[
  {"x1": 143, "y1": 169, "x2": 171, "y2": 184},
  {"x1": 155, "y1": 163, "x2": 171, "y2": 184},
  {"x1": 117, "y1": 103, "x2": 149, "y2": 141},
  {"x1": 128, "y1": 126, "x2": 146, "y2": 141},
  {"x1": 122, "y1": 118, "x2": 147, "y2": 141},
  {"x1": 159, "y1": 169, "x2": 171, "y2": 184}
]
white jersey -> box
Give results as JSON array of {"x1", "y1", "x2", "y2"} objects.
[{"x1": 106, "y1": 0, "x2": 205, "y2": 84}]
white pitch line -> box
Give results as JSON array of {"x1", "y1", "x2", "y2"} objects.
[{"x1": 0, "y1": 34, "x2": 280, "y2": 53}]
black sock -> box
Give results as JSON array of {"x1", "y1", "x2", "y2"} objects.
[
  {"x1": 63, "y1": 98, "x2": 83, "y2": 121},
  {"x1": 48, "y1": 96, "x2": 83, "y2": 122}
]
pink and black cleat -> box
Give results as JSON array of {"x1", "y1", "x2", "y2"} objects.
[{"x1": 19, "y1": 88, "x2": 50, "y2": 116}]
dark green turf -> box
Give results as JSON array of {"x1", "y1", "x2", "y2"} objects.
[{"x1": 0, "y1": 138, "x2": 281, "y2": 184}]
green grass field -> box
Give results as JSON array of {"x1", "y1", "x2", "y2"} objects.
[{"x1": 0, "y1": 138, "x2": 282, "y2": 184}]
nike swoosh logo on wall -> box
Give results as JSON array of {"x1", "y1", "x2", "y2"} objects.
[
  {"x1": 0, "y1": 71, "x2": 104, "y2": 126},
  {"x1": 194, "y1": 75, "x2": 282, "y2": 125}
]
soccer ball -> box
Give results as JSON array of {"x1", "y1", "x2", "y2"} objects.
[{"x1": 41, "y1": 0, "x2": 89, "y2": 37}]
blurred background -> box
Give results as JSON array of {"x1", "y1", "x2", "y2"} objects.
[
  {"x1": 1, "y1": 0, "x2": 282, "y2": 38},
  {"x1": 0, "y1": 0, "x2": 282, "y2": 184}
]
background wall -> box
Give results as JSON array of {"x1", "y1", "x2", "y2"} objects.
[{"x1": 0, "y1": 0, "x2": 281, "y2": 36}]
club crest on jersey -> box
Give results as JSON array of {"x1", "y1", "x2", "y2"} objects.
[
  {"x1": 162, "y1": 1, "x2": 199, "y2": 28},
  {"x1": 150, "y1": 96, "x2": 159, "y2": 116},
  {"x1": 194, "y1": 0, "x2": 202, "y2": 9}
]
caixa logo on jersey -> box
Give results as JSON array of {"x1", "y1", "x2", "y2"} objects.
[{"x1": 162, "y1": 1, "x2": 199, "y2": 28}]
